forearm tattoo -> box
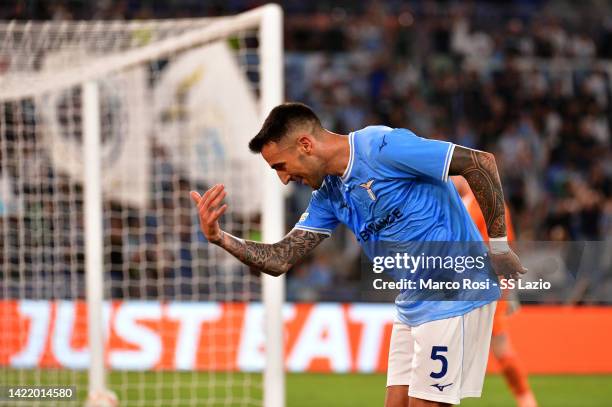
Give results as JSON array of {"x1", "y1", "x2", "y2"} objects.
[
  {"x1": 450, "y1": 147, "x2": 507, "y2": 238},
  {"x1": 217, "y1": 228, "x2": 327, "y2": 276}
]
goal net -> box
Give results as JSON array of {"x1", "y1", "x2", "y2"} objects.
[{"x1": 0, "y1": 5, "x2": 284, "y2": 407}]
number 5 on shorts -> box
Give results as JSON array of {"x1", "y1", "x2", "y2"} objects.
[{"x1": 429, "y1": 346, "x2": 448, "y2": 379}]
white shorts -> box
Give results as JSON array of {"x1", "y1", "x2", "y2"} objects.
[{"x1": 386, "y1": 302, "x2": 496, "y2": 405}]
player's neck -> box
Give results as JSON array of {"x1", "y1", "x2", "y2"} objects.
[{"x1": 321, "y1": 130, "x2": 350, "y2": 177}]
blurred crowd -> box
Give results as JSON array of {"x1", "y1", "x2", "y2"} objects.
[
  {"x1": 282, "y1": 1, "x2": 612, "y2": 301},
  {"x1": 1, "y1": 0, "x2": 611, "y2": 303}
]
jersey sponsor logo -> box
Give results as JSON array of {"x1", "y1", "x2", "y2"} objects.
[
  {"x1": 359, "y1": 207, "x2": 403, "y2": 241},
  {"x1": 359, "y1": 179, "x2": 377, "y2": 201},
  {"x1": 299, "y1": 212, "x2": 309, "y2": 222},
  {"x1": 431, "y1": 383, "x2": 453, "y2": 392}
]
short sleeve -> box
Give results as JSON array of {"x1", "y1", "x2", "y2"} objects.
[
  {"x1": 379, "y1": 129, "x2": 455, "y2": 182},
  {"x1": 293, "y1": 188, "x2": 339, "y2": 236}
]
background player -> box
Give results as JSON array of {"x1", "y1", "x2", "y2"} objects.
[
  {"x1": 453, "y1": 177, "x2": 538, "y2": 407},
  {"x1": 191, "y1": 103, "x2": 527, "y2": 406}
]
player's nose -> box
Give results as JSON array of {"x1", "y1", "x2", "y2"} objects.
[{"x1": 277, "y1": 171, "x2": 290, "y2": 185}]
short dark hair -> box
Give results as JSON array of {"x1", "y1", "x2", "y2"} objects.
[{"x1": 248, "y1": 102, "x2": 322, "y2": 153}]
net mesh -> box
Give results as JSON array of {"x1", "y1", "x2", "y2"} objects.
[{"x1": 1, "y1": 17, "x2": 268, "y2": 407}]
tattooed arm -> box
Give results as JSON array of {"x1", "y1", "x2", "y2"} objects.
[
  {"x1": 449, "y1": 146, "x2": 526, "y2": 279},
  {"x1": 449, "y1": 146, "x2": 506, "y2": 238},
  {"x1": 217, "y1": 228, "x2": 327, "y2": 277},
  {"x1": 190, "y1": 184, "x2": 327, "y2": 277}
]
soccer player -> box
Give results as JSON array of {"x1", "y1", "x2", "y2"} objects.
[
  {"x1": 190, "y1": 103, "x2": 527, "y2": 407},
  {"x1": 453, "y1": 177, "x2": 538, "y2": 407}
]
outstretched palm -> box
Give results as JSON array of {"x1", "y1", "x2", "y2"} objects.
[{"x1": 190, "y1": 184, "x2": 228, "y2": 244}]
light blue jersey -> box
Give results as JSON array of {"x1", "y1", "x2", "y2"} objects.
[{"x1": 295, "y1": 125, "x2": 500, "y2": 326}]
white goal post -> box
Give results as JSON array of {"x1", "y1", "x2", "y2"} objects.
[
  {"x1": 0, "y1": 4, "x2": 284, "y2": 407},
  {"x1": 259, "y1": 6, "x2": 286, "y2": 407}
]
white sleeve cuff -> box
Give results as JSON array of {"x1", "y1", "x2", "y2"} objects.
[
  {"x1": 292, "y1": 225, "x2": 332, "y2": 237},
  {"x1": 442, "y1": 143, "x2": 456, "y2": 182}
]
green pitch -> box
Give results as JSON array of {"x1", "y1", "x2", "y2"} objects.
[
  {"x1": 3, "y1": 370, "x2": 611, "y2": 406},
  {"x1": 289, "y1": 373, "x2": 612, "y2": 406}
]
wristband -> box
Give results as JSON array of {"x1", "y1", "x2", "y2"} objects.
[{"x1": 489, "y1": 236, "x2": 510, "y2": 254}]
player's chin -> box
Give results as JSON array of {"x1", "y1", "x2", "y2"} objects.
[{"x1": 309, "y1": 178, "x2": 324, "y2": 190}]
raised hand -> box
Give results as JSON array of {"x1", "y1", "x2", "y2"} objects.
[{"x1": 190, "y1": 184, "x2": 228, "y2": 244}]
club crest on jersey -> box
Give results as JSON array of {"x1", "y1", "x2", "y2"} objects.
[
  {"x1": 359, "y1": 179, "x2": 377, "y2": 201},
  {"x1": 299, "y1": 212, "x2": 309, "y2": 222}
]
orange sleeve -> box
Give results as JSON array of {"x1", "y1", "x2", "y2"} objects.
[{"x1": 505, "y1": 204, "x2": 515, "y2": 242}]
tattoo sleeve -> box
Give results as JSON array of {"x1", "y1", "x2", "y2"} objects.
[
  {"x1": 215, "y1": 228, "x2": 327, "y2": 277},
  {"x1": 449, "y1": 146, "x2": 507, "y2": 238}
]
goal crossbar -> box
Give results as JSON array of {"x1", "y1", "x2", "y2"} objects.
[{"x1": 0, "y1": 4, "x2": 276, "y2": 102}]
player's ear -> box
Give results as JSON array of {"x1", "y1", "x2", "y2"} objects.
[{"x1": 296, "y1": 135, "x2": 313, "y2": 154}]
